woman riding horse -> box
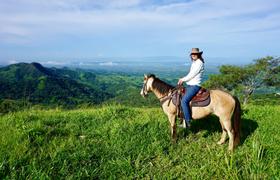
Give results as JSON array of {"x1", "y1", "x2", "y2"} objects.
[
  {"x1": 178, "y1": 48, "x2": 205, "y2": 128},
  {"x1": 140, "y1": 49, "x2": 241, "y2": 151}
]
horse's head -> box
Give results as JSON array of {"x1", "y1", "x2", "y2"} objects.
[{"x1": 140, "y1": 74, "x2": 156, "y2": 98}]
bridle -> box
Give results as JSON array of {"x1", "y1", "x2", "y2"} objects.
[
  {"x1": 141, "y1": 80, "x2": 148, "y2": 96},
  {"x1": 142, "y1": 77, "x2": 184, "y2": 101}
]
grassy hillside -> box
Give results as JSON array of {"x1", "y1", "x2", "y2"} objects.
[{"x1": 0, "y1": 104, "x2": 279, "y2": 179}]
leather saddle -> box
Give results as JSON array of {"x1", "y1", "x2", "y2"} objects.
[
  {"x1": 160, "y1": 86, "x2": 211, "y2": 121},
  {"x1": 172, "y1": 87, "x2": 211, "y2": 107}
]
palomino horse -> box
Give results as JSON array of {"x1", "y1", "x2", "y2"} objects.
[{"x1": 140, "y1": 74, "x2": 241, "y2": 151}]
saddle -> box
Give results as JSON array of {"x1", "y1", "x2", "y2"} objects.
[
  {"x1": 160, "y1": 86, "x2": 211, "y2": 121},
  {"x1": 163, "y1": 86, "x2": 211, "y2": 121},
  {"x1": 171, "y1": 87, "x2": 211, "y2": 107}
]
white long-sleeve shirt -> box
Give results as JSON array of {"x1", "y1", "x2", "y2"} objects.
[{"x1": 181, "y1": 59, "x2": 204, "y2": 86}]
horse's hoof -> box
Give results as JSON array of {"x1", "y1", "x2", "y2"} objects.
[
  {"x1": 217, "y1": 141, "x2": 225, "y2": 145},
  {"x1": 171, "y1": 137, "x2": 177, "y2": 143}
]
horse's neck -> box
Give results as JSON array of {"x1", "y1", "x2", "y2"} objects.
[
  {"x1": 152, "y1": 88, "x2": 166, "y2": 99},
  {"x1": 151, "y1": 80, "x2": 173, "y2": 99}
]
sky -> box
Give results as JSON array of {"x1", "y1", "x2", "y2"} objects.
[{"x1": 0, "y1": 0, "x2": 280, "y2": 65}]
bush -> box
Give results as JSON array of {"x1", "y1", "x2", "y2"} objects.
[{"x1": 0, "y1": 99, "x2": 30, "y2": 114}]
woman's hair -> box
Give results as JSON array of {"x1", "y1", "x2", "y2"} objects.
[{"x1": 190, "y1": 54, "x2": 204, "y2": 63}]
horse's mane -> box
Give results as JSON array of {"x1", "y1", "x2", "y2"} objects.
[{"x1": 150, "y1": 74, "x2": 174, "y2": 95}]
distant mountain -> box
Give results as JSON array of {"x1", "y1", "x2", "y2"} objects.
[{"x1": 0, "y1": 62, "x2": 112, "y2": 106}]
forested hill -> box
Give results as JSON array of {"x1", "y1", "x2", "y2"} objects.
[{"x1": 0, "y1": 62, "x2": 112, "y2": 106}]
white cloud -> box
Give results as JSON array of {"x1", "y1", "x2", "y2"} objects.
[
  {"x1": 0, "y1": 0, "x2": 279, "y2": 58},
  {"x1": 7, "y1": 60, "x2": 19, "y2": 65},
  {"x1": 41, "y1": 61, "x2": 66, "y2": 66},
  {"x1": 99, "y1": 62, "x2": 118, "y2": 66},
  {"x1": 92, "y1": 0, "x2": 142, "y2": 8}
]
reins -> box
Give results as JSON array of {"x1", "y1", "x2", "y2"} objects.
[{"x1": 159, "y1": 85, "x2": 184, "y2": 102}]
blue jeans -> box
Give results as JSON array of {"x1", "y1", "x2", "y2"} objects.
[{"x1": 181, "y1": 85, "x2": 201, "y2": 123}]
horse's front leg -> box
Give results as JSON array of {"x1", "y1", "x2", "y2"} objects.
[{"x1": 168, "y1": 114, "x2": 177, "y2": 143}]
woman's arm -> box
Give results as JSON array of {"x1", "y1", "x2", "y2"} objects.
[{"x1": 179, "y1": 60, "x2": 203, "y2": 84}]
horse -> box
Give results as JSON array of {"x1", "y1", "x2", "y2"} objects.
[{"x1": 140, "y1": 74, "x2": 241, "y2": 151}]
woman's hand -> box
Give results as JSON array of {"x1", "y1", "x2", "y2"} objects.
[{"x1": 177, "y1": 78, "x2": 184, "y2": 85}]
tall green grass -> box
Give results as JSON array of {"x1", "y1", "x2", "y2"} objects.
[{"x1": 0, "y1": 104, "x2": 279, "y2": 179}]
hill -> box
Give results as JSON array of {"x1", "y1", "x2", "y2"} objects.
[
  {"x1": 0, "y1": 62, "x2": 112, "y2": 106},
  {"x1": 0, "y1": 104, "x2": 279, "y2": 178},
  {"x1": 0, "y1": 62, "x2": 162, "y2": 112}
]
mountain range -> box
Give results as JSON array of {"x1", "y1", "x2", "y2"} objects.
[{"x1": 0, "y1": 62, "x2": 112, "y2": 106}]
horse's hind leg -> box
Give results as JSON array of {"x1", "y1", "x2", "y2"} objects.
[
  {"x1": 217, "y1": 125, "x2": 227, "y2": 145},
  {"x1": 217, "y1": 117, "x2": 228, "y2": 145},
  {"x1": 223, "y1": 118, "x2": 235, "y2": 151}
]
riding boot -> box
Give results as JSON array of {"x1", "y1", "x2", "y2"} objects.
[
  {"x1": 186, "y1": 120, "x2": 191, "y2": 128},
  {"x1": 178, "y1": 120, "x2": 191, "y2": 129}
]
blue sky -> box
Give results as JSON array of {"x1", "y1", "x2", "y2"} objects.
[{"x1": 0, "y1": 0, "x2": 279, "y2": 65}]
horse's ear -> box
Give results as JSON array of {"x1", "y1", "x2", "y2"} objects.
[
  {"x1": 148, "y1": 74, "x2": 156, "y2": 78},
  {"x1": 144, "y1": 74, "x2": 148, "y2": 79},
  {"x1": 144, "y1": 74, "x2": 156, "y2": 79}
]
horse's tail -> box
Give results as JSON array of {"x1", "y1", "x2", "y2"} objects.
[{"x1": 233, "y1": 96, "x2": 241, "y2": 147}]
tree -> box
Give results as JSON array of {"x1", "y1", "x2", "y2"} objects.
[
  {"x1": 203, "y1": 56, "x2": 280, "y2": 104},
  {"x1": 263, "y1": 57, "x2": 280, "y2": 87}
]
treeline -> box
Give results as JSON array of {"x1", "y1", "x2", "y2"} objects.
[{"x1": 203, "y1": 56, "x2": 280, "y2": 104}]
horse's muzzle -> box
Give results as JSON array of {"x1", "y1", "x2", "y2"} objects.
[{"x1": 140, "y1": 91, "x2": 148, "y2": 98}]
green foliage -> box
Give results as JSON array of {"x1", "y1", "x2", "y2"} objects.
[
  {"x1": 203, "y1": 56, "x2": 280, "y2": 104},
  {"x1": 247, "y1": 94, "x2": 280, "y2": 106},
  {"x1": 0, "y1": 99, "x2": 30, "y2": 114},
  {"x1": 95, "y1": 73, "x2": 160, "y2": 107},
  {"x1": 0, "y1": 62, "x2": 164, "y2": 112},
  {"x1": 37, "y1": 76, "x2": 46, "y2": 90},
  {"x1": 0, "y1": 62, "x2": 112, "y2": 107},
  {"x1": 263, "y1": 58, "x2": 280, "y2": 87},
  {"x1": 204, "y1": 56, "x2": 279, "y2": 89},
  {"x1": 0, "y1": 105, "x2": 279, "y2": 178}
]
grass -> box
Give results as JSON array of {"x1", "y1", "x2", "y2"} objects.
[{"x1": 0, "y1": 104, "x2": 279, "y2": 179}]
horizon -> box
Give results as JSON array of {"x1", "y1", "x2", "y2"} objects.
[
  {"x1": 0, "y1": 56, "x2": 256, "y2": 77},
  {"x1": 0, "y1": 56, "x2": 257, "y2": 67},
  {"x1": 0, "y1": 0, "x2": 279, "y2": 64}
]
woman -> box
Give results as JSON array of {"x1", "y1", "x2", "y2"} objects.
[{"x1": 177, "y1": 48, "x2": 205, "y2": 128}]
